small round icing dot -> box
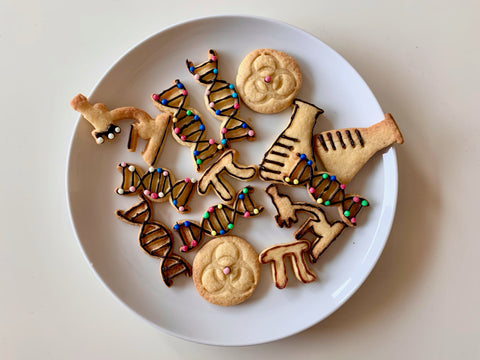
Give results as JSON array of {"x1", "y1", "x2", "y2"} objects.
[
  {"x1": 181, "y1": 245, "x2": 188, "y2": 252},
  {"x1": 344, "y1": 210, "x2": 351, "y2": 217},
  {"x1": 143, "y1": 190, "x2": 150, "y2": 196},
  {"x1": 211, "y1": 230, "x2": 217, "y2": 236},
  {"x1": 232, "y1": 92, "x2": 238, "y2": 98},
  {"x1": 213, "y1": 68, "x2": 218, "y2": 74},
  {"x1": 324, "y1": 200, "x2": 331, "y2": 206},
  {"x1": 242, "y1": 188, "x2": 249, "y2": 194},
  {"x1": 229, "y1": 84, "x2": 234, "y2": 89},
  {"x1": 217, "y1": 145, "x2": 223, "y2": 150},
  {"x1": 211, "y1": 56, "x2": 217, "y2": 61},
  {"x1": 189, "y1": 66, "x2": 195, "y2": 72},
  {"x1": 217, "y1": 204, "x2": 223, "y2": 209},
  {"x1": 285, "y1": 177, "x2": 290, "y2": 183},
  {"x1": 264, "y1": 75, "x2": 271, "y2": 83},
  {"x1": 128, "y1": 165, "x2": 135, "y2": 172},
  {"x1": 148, "y1": 166, "x2": 155, "y2": 173},
  {"x1": 158, "y1": 192, "x2": 164, "y2": 198},
  {"x1": 193, "y1": 150, "x2": 199, "y2": 156},
  {"x1": 120, "y1": 162, "x2": 126, "y2": 167},
  {"x1": 184, "y1": 221, "x2": 190, "y2": 227},
  {"x1": 194, "y1": 74, "x2": 200, "y2": 80},
  {"x1": 191, "y1": 178, "x2": 196, "y2": 183},
  {"x1": 361, "y1": 200, "x2": 369, "y2": 206},
  {"x1": 350, "y1": 218, "x2": 357, "y2": 224},
  {"x1": 172, "y1": 117, "x2": 177, "y2": 123},
  {"x1": 194, "y1": 115, "x2": 199, "y2": 121},
  {"x1": 199, "y1": 124, "x2": 205, "y2": 131},
  {"x1": 182, "y1": 89, "x2": 187, "y2": 96},
  {"x1": 208, "y1": 207, "x2": 214, "y2": 213},
  {"x1": 115, "y1": 127, "x2": 121, "y2": 133},
  {"x1": 233, "y1": 103, "x2": 240, "y2": 109},
  {"x1": 161, "y1": 99, "x2": 167, "y2": 105},
  {"x1": 209, "y1": 102, "x2": 215, "y2": 108},
  {"x1": 244, "y1": 211, "x2": 250, "y2": 218},
  {"x1": 151, "y1": 193, "x2": 158, "y2": 199},
  {"x1": 253, "y1": 209, "x2": 259, "y2": 215},
  {"x1": 293, "y1": 179, "x2": 299, "y2": 185},
  {"x1": 219, "y1": 229, "x2": 225, "y2": 235},
  {"x1": 184, "y1": 178, "x2": 190, "y2": 183},
  {"x1": 174, "y1": 127, "x2": 180, "y2": 134},
  {"x1": 157, "y1": 168, "x2": 162, "y2": 173},
  {"x1": 316, "y1": 198, "x2": 323, "y2": 204},
  {"x1": 242, "y1": 123, "x2": 247, "y2": 129},
  {"x1": 203, "y1": 212, "x2": 210, "y2": 219},
  {"x1": 107, "y1": 133, "x2": 115, "y2": 140},
  {"x1": 221, "y1": 139, "x2": 227, "y2": 145},
  {"x1": 322, "y1": 173, "x2": 329, "y2": 179},
  {"x1": 186, "y1": 110, "x2": 192, "y2": 116},
  {"x1": 205, "y1": 90, "x2": 210, "y2": 95},
  {"x1": 223, "y1": 267, "x2": 231, "y2": 275},
  {"x1": 309, "y1": 187, "x2": 315, "y2": 193},
  {"x1": 340, "y1": 184, "x2": 346, "y2": 190},
  {"x1": 300, "y1": 153, "x2": 307, "y2": 160},
  {"x1": 353, "y1": 196, "x2": 360, "y2": 203},
  {"x1": 173, "y1": 224, "x2": 180, "y2": 230},
  {"x1": 177, "y1": 83, "x2": 184, "y2": 89},
  {"x1": 330, "y1": 175, "x2": 336, "y2": 181},
  {"x1": 238, "y1": 194, "x2": 245, "y2": 200},
  {"x1": 117, "y1": 189, "x2": 124, "y2": 195},
  {"x1": 178, "y1": 206, "x2": 185, "y2": 213},
  {"x1": 215, "y1": 110, "x2": 221, "y2": 115},
  {"x1": 180, "y1": 135, "x2": 187, "y2": 141},
  {"x1": 152, "y1": 94, "x2": 159, "y2": 101},
  {"x1": 221, "y1": 127, "x2": 227, "y2": 134},
  {"x1": 191, "y1": 240, "x2": 197, "y2": 247},
  {"x1": 248, "y1": 130, "x2": 255, "y2": 137},
  {"x1": 307, "y1": 160, "x2": 313, "y2": 166},
  {"x1": 162, "y1": 170, "x2": 168, "y2": 176},
  {"x1": 209, "y1": 138, "x2": 215, "y2": 145},
  {"x1": 196, "y1": 159, "x2": 202, "y2": 165},
  {"x1": 227, "y1": 223, "x2": 234, "y2": 230}
]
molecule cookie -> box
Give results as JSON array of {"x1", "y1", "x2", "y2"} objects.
[
  {"x1": 236, "y1": 49, "x2": 302, "y2": 114},
  {"x1": 192, "y1": 236, "x2": 261, "y2": 306}
]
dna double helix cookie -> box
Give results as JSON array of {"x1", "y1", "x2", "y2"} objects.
[
  {"x1": 192, "y1": 236, "x2": 261, "y2": 306},
  {"x1": 236, "y1": 49, "x2": 302, "y2": 114}
]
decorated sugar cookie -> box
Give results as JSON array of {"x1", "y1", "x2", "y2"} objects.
[
  {"x1": 236, "y1": 49, "x2": 302, "y2": 114},
  {"x1": 192, "y1": 236, "x2": 261, "y2": 306}
]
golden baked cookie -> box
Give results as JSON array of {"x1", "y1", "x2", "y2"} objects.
[
  {"x1": 236, "y1": 49, "x2": 302, "y2": 114},
  {"x1": 192, "y1": 236, "x2": 261, "y2": 306}
]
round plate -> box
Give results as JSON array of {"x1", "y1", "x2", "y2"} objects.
[{"x1": 67, "y1": 15, "x2": 398, "y2": 346}]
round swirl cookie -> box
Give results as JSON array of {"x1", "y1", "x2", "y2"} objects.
[
  {"x1": 236, "y1": 49, "x2": 302, "y2": 114},
  {"x1": 192, "y1": 236, "x2": 261, "y2": 306}
]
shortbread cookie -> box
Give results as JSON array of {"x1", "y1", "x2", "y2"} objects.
[
  {"x1": 313, "y1": 113, "x2": 404, "y2": 184},
  {"x1": 197, "y1": 149, "x2": 257, "y2": 203},
  {"x1": 259, "y1": 240, "x2": 316, "y2": 289},
  {"x1": 258, "y1": 99, "x2": 323, "y2": 184},
  {"x1": 266, "y1": 184, "x2": 346, "y2": 262},
  {"x1": 186, "y1": 49, "x2": 255, "y2": 145},
  {"x1": 236, "y1": 49, "x2": 302, "y2": 114},
  {"x1": 151, "y1": 80, "x2": 222, "y2": 172},
  {"x1": 70, "y1": 94, "x2": 170, "y2": 166},
  {"x1": 115, "y1": 162, "x2": 196, "y2": 213},
  {"x1": 173, "y1": 186, "x2": 264, "y2": 252},
  {"x1": 116, "y1": 194, "x2": 191, "y2": 287},
  {"x1": 192, "y1": 236, "x2": 261, "y2": 306}
]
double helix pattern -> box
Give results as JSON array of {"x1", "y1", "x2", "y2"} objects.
[
  {"x1": 116, "y1": 195, "x2": 191, "y2": 287},
  {"x1": 115, "y1": 162, "x2": 196, "y2": 213},
  {"x1": 173, "y1": 186, "x2": 264, "y2": 252},
  {"x1": 282, "y1": 155, "x2": 369, "y2": 227},
  {"x1": 186, "y1": 49, "x2": 255, "y2": 145},
  {"x1": 151, "y1": 80, "x2": 222, "y2": 171}
]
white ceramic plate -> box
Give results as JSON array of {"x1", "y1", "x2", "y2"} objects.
[{"x1": 67, "y1": 15, "x2": 398, "y2": 346}]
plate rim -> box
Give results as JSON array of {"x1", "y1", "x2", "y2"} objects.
[{"x1": 65, "y1": 14, "x2": 399, "y2": 346}]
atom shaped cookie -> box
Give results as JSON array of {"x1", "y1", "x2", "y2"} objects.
[
  {"x1": 192, "y1": 236, "x2": 261, "y2": 306},
  {"x1": 236, "y1": 49, "x2": 302, "y2": 114}
]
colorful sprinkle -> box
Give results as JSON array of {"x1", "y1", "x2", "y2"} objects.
[
  {"x1": 199, "y1": 124, "x2": 205, "y2": 131},
  {"x1": 208, "y1": 207, "x2": 214, "y2": 213},
  {"x1": 264, "y1": 76, "x2": 271, "y2": 83},
  {"x1": 128, "y1": 165, "x2": 135, "y2": 172},
  {"x1": 217, "y1": 144, "x2": 223, "y2": 150},
  {"x1": 173, "y1": 224, "x2": 180, "y2": 230},
  {"x1": 186, "y1": 110, "x2": 192, "y2": 116},
  {"x1": 219, "y1": 229, "x2": 225, "y2": 235},
  {"x1": 203, "y1": 212, "x2": 210, "y2": 219},
  {"x1": 211, "y1": 55, "x2": 217, "y2": 61},
  {"x1": 324, "y1": 200, "x2": 331, "y2": 206},
  {"x1": 152, "y1": 94, "x2": 159, "y2": 101},
  {"x1": 350, "y1": 218, "x2": 356, "y2": 224},
  {"x1": 184, "y1": 221, "x2": 190, "y2": 227},
  {"x1": 215, "y1": 110, "x2": 221, "y2": 115},
  {"x1": 158, "y1": 192, "x2": 164, "y2": 198},
  {"x1": 196, "y1": 159, "x2": 202, "y2": 165},
  {"x1": 223, "y1": 266, "x2": 231, "y2": 275},
  {"x1": 151, "y1": 193, "x2": 158, "y2": 199},
  {"x1": 178, "y1": 206, "x2": 185, "y2": 212},
  {"x1": 143, "y1": 190, "x2": 150, "y2": 196},
  {"x1": 191, "y1": 240, "x2": 197, "y2": 247},
  {"x1": 244, "y1": 211, "x2": 250, "y2": 218},
  {"x1": 316, "y1": 198, "x2": 323, "y2": 204},
  {"x1": 193, "y1": 150, "x2": 199, "y2": 156},
  {"x1": 232, "y1": 92, "x2": 238, "y2": 98},
  {"x1": 194, "y1": 74, "x2": 200, "y2": 80},
  {"x1": 242, "y1": 123, "x2": 247, "y2": 129},
  {"x1": 172, "y1": 200, "x2": 178, "y2": 205},
  {"x1": 96, "y1": 137, "x2": 104, "y2": 144},
  {"x1": 211, "y1": 230, "x2": 217, "y2": 236},
  {"x1": 182, "y1": 89, "x2": 187, "y2": 96},
  {"x1": 107, "y1": 133, "x2": 115, "y2": 140},
  {"x1": 330, "y1": 175, "x2": 336, "y2": 181},
  {"x1": 228, "y1": 84, "x2": 234, "y2": 89},
  {"x1": 248, "y1": 130, "x2": 254, "y2": 137},
  {"x1": 233, "y1": 103, "x2": 240, "y2": 109},
  {"x1": 221, "y1": 139, "x2": 227, "y2": 145},
  {"x1": 177, "y1": 83, "x2": 184, "y2": 89},
  {"x1": 162, "y1": 170, "x2": 168, "y2": 176},
  {"x1": 307, "y1": 160, "x2": 313, "y2": 166},
  {"x1": 353, "y1": 196, "x2": 360, "y2": 203},
  {"x1": 344, "y1": 210, "x2": 351, "y2": 217},
  {"x1": 285, "y1": 177, "x2": 291, "y2": 183},
  {"x1": 340, "y1": 184, "x2": 346, "y2": 190},
  {"x1": 120, "y1": 162, "x2": 126, "y2": 167},
  {"x1": 209, "y1": 138, "x2": 215, "y2": 145},
  {"x1": 181, "y1": 245, "x2": 188, "y2": 252},
  {"x1": 300, "y1": 153, "x2": 307, "y2": 160},
  {"x1": 205, "y1": 90, "x2": 210, "y2": 95},
  {"x1": 194, "y1": 115, "x2": 199, "y2": 121},
  {"x1": 309, "y1": 187, "x2": 315, "y2": 193},
  {"x1": 322, "y1": 173, "x2": 328, "y2": 179},
  {"x1": 221, "y1": 127, "x2": 227, "y2": 134},
  {"x1": 361, "y1": 200, "x2": 369, "y2": 206},
  {"x1": 180, "y1": 135, "x2": 186, "y2": 141},
  {"x1": 242, "y1": 188, "x2": 249, "y2": 194},
  {"x1": 184, "y1": 178, "x2": 190, "y2": 183},
  {"x1": 253, "y1": 208, "x2": 259, "y2": 215},
  {"x1": 209, "y1": 102, "x2": 215, "y2": 108},
  {"x1": 189, "y1": 66, "x2": 195, "y2": 72},
  {"x1": 227, "y1": 223, "x2": 234, "y2": 230},
  {"x1": 117, "y1": 189, "x2": 124, "y2": 195},
  {"x1": 213, "y1": 68, "x2": 218, "y2": 74},
  {"x1": 174, "y1": 127, "x2": 180, "y2": 134},
  {"x1": 217, "y1": 204, "x2": 223, "y2": 209},
  {"x1": 161, "y1": 99, "x2": 167, "y2": 105},
  {"x1": 293, "y1": 179, "x2": 299, "y2": 185},
  {"x1": 238, "y1": 194, "x2": 245, "y2": 200},
  {"x1": 172, "y1": 117, "x2": 177, "y2": 123}
]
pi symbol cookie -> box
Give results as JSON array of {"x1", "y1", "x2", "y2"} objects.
[{"x1": 236, "y1": 49, "x2": 302, "y2": 114}]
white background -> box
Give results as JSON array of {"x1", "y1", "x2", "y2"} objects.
[{"x1": 1, "y1": 0, "x2": 479, "y2": 358}]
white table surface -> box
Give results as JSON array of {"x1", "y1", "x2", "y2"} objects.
[{"x1": 1, "y1": 0, "x2": 479, "y2": 358}]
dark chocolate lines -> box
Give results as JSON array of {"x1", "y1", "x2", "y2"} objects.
[
  {"x1": 115, "y1": 162, "x2": 196, "y2": 213},
  {"x1": 186, "y1": 49, "x2": 256, "y2": 145},
  {"x1": 151, "y1": 80, "x2": 221, "y2": 171},
  {"x1": 173, "y1": 186, "x2": 264, "y2": 252},
  {"x1": 116, "y1": 195, "x2": 191, "y2": 287}
]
